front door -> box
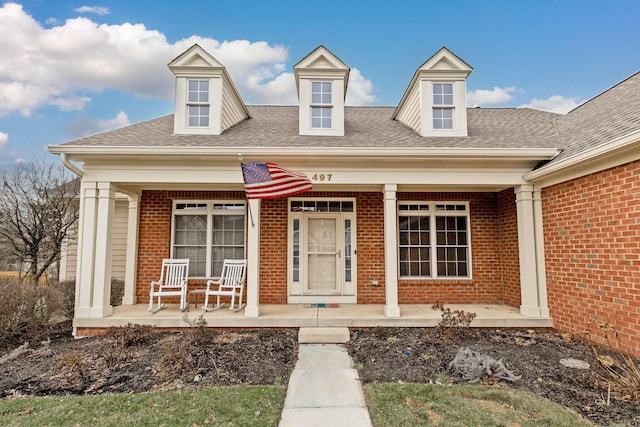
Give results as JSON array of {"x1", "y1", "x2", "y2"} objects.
[
  {"x1": 288, "y1": 199, "x2": 357, "y2": 303},
  {"x1": 306, "y1": 216, "x2": 339, "y2": 294}
]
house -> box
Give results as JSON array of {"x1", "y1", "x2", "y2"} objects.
[{"x1": 49, "y1": 44, "x2": 640, "y2": 355}]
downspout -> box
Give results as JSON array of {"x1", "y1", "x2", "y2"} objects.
[{"x1": 59, "y1": 153, "x2": 84, "y2": 176}]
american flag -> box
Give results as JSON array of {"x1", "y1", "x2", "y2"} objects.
[{"x1": 241, "y1": 162, "x2": 312, "y2": 199}]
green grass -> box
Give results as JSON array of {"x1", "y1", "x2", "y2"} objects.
[
  {"x1": 0, "y1": 386, "x2": 286, "y2": 427},
  {"x1": 364, "y1": 383, "x2": 594, "y2": 427}
]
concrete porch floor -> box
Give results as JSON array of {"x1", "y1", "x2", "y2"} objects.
[{"x1": 73, "y1": 303, "x2": 554, "y2": 331}]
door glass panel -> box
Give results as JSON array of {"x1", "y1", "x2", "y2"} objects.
[
  {"x1": 292, "y1": 219, "x2": 300, "y2": 282},
  {"x1": 344, "y1": 219, "x2": 352, "y2": 282},
  {"x1": 307, "y1": 218, "x2": 337, "y2": 292}
]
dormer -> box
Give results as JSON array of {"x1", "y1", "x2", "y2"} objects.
[
  {"x1": 294, "y1": 46, "x2": 350, "y2": 136},
  {"x1": 393, "y1": 47, "x2": 472, "y2": 137},
  {"x1": 168, "y1": 44, "x2": 250, "y2": 135}
]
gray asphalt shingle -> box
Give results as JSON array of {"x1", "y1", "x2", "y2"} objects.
[{"x1": 54, "y1": 70, "x2": 640, "y2": 165}]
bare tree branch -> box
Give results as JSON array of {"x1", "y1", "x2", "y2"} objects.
[{"x1": 0, "y1": 162, "x2": 79, "y2": 283}]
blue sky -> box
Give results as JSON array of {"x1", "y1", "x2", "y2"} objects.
[{"x1": 1, "y1": 0, "x2": 640, "y2": 168}]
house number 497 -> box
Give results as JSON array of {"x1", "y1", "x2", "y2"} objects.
[{"x1": 312, "y1": 173, "x2": 332, "y2": 182}]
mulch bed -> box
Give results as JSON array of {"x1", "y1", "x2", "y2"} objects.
[{"x1": 0, "y1": 323, "x2": 639, "y2": 426}]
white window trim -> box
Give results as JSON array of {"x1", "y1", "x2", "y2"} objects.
[
  {"x1": 397, "y1": 201, "x2": 472, "y2": 280},
  {"x1": 170, "y1": 200, "x2": 246, "y2": 278},
  {"x1": 287, "y1": 197, "x2": 357, "y2": 301},
  {"x1": 432, "y1": 82, "x2": 454, "y2": 130},
  {"x1": 187, "y1": 79, "x2": 211, "y2": 128},
  {"x1": 310, "y1": 81, "x2": 333, "y2": 129}
]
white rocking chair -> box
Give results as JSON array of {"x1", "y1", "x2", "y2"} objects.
[
  {"x1": 148, "y1": 258, "x2": 189, "y2": 313},
  {"x1": 203, "y1": 259, "x2": 247, "y2": 312}
]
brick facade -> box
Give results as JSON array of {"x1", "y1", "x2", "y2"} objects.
[
  {"x1": 137, "y1": 190, "x2": 518, "y2": 306},
  {"x1": 498, "y1": 188, "x2": 521, "y2": 307},
  {"x1": 543, "y1": 160, "x2": 640, "y2": 354}
]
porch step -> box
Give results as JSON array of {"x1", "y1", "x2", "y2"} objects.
[{"x1": 298, "y1": 327, "x2": 350, "y2": 344}]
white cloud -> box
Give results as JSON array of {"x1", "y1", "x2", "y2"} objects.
[
  {"x1": 467, "y1": 86, "x2": 518, "y2": 107},
  {"x1": 346, "y1": 68, "x2": 377, "y2": 106},
  {"x1": 0, "y1": 4, "x2": 377, "y2": 117},
  {"x1": 518, "y1": 95, "x2": 582, "y2": 114},
  {"x1": 0, "y1": 131, "x2": 8, "y2": 148},
  {"x1": 65, "y1": 111, "x2": 130, "y2": 138},
  {"x1": 73, "y1": 6, "x2": 110, "y2": 15}
]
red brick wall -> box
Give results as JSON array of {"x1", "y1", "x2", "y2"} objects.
[
  {"x1": 259, "y1": 198, "x2": 288, "y2": 303},
  {"x1": 396, "y1": 192, "x2": 504, "y2": 304},
  {"x1": 498, "y1": 189, "x2": 521, "y2": 307},
  {"x1": 137, "y1": 191, "x2": 245, "y2": 303},
  {"x1": 137, "y1": 190, "x2": 515, "y2": 307},
  {"x1": 543, "y1": 160, "x2": 640, "y2": 355},
  {"x1": 356, "y1": 193, "x2": 386, "y2": 303}
]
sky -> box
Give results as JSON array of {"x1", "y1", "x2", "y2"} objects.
[{"x1": 1, "y1": 0, "x2": 640, "y2": 169}]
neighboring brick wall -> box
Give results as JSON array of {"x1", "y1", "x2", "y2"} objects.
[
  {"x1": 543, "y1": 160, "x2": 640, "y2": 355},
  {"x1": 136, "y1": 190, "x2": 516, "y2": 307},
  {"x1": 498, "y1": 189, "x2": 521, "y2": 307},
  {"x1": 396, "y1": 192, "x2": 504, "y2": 304}
]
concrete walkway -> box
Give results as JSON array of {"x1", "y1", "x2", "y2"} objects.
[{"x1": 279, "y1": 344, "x2": 373, "y2": 427}]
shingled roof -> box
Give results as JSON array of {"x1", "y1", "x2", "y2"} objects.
[
  {"x1": 58, "y1": 106, "x2": 562, "y2": 151},
  {"x1": 54, "y1": 69, "x2": 640, "y2": 165},
  {"x1": 554, "y1": 70, "x2": 640, "y2": 163}
]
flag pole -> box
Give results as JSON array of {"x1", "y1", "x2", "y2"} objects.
[{"x1": 239, "y1": 153, "x2": 256, "y2": 227}]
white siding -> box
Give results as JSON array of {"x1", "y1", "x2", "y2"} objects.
[
  {"x1": 395, "y1": 83, "x2": 421, "y2": 134},
  {"x1": 221, "y1": 80, "x2": 248, "y2": 131},
  {"x1": 110, "y1": 199, "x2": 128, "y2": 280},
  {"x1": 60, "y1": 199, "x2": 127, "y2": 281}
]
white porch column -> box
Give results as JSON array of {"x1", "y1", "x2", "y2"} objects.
[
  {"x1": 383, "y1": 184, "x2": 400, "y2": 317},
  {"x1": 122, "y1": 194, "x2": 140, "y2": 305},
  {"x1": 89, "y1": 182, "x2": 115, "y2": 317},
  {"x1": 245, "y1": 198, "x2": 261, "y2": 317},
  {"x1": 516, "y1": 185, "x2": 543, "y2": 317},
  {"x1": 533, "y1": 186, "x2": 550, "y2": 317},
  {"x1": 75, "y1": 181, "x2": 97, "y2": 318}
]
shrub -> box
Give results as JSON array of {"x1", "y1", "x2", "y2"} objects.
[
  {"x1": 106, "y1": 323, "x2": 153, "y2": 348},
  {"x1": 588, "y1": 323, "x2": 640, "y2": 403},
  {"x1": 0, "y1": 277, "x2": 64, "y2": 351}
]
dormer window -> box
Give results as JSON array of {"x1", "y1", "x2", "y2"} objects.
[
  {"x1": 294, "y1": 46, "x2": 349, "y2": 136},
  {"x1": 187, "y1": 80, "x2": 210, "y2": 127},
  {"x1": 311, "y1": 81, "x2": 332, "y2": 128},
  {"x1": 432, "y1": 82, "x2": 454, "y2": 129},
  {"x1": 392, "y1": 47, "x2": 472, "y2": 137},
  {"x1": 168, "y1": 44, "x2": 250, "y2": 135}
]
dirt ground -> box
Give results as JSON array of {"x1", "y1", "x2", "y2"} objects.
[{"x1": 0, "y1": 323, "x2": 639, "y2": 426}]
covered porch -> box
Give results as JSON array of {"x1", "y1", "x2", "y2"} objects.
[{"x1": 73, "y1": 303, "x2": 553, "y2": 336}]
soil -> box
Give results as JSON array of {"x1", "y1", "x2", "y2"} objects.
[{"x1": 1, "y1": 323, "x2": 639, "y2": 426}]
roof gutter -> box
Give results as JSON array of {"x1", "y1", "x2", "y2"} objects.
[
  {"x1": 59, "y1": 152, "x2": 84, "y2": 177},
  {"x1": 48, "y1": 146, "x2": 560, "y2": 161}
]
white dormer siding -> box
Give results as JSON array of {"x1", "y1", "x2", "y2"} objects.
[
  {"x1": 393, "y1": 47, "x2": 472, "y2": 137},
  {"x1": 168, "y1": 44, "x2": 250, "y2": 135},
  {"x1": 294, "y1": 46, "x2": 350, "y2": 136}
]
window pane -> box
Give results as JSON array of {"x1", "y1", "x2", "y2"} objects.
[
  {"x1": 433, "y1": 107, "x2": 453, "y2": 129},
  {"x1": 311, "y1": 81, "x2": 332, "y2": 105},
  {"x1": 398, "y1": 213, "x2": 431, "y2": 277},
  {"x1": 433, "y1": 83, "x2": 453, "y2": 105},
  {"x1": 189, "y1": 105, "x2": 209, "y2": 127},
  {"x1": 311, "y1": 107, "x2": 332, "y2": 128}
]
